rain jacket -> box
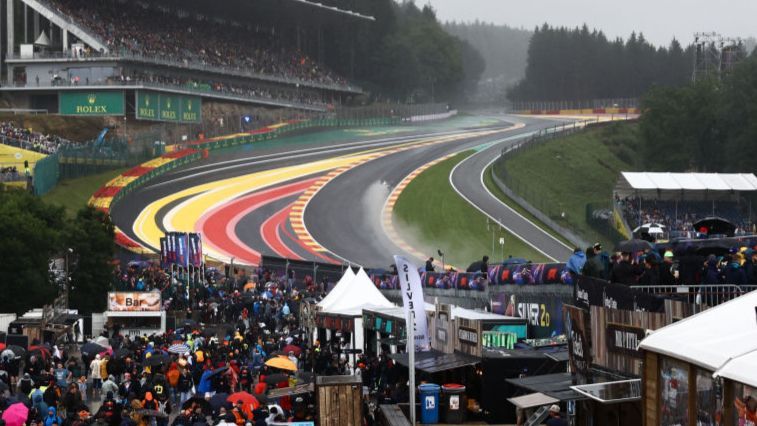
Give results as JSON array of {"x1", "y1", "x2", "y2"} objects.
[
  {"x1": 566, "y1": 251, "x2": 587, "y2": 274},
  {"x1": 43, "y1": 407, "x2": 63, "y2": 426}
]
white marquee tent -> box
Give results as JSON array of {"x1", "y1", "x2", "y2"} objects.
[
  {"x1": 318, "y1": 267, "x2": 393, "y2": 314},
  {"x1": 615, "y1": 172, "x2": 757, "y2": 200},
  {"x1": 639, "y1": 290, "x2": 757, "y2": 387}
]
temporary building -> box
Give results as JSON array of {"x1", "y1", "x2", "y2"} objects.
[
  {"x1": 316, "y1": 267, "x2": 355, "y2": 311},
  {"x1": 614, "y1": 172, "x2": 757, "y2": 200},
  {"x1": 318, "y1": 267, "x2": 393, "y2": 314}
]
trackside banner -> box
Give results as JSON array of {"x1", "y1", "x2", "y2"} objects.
[{"x1": 394, "y1": 255, "x2": 431, "y2": 351}]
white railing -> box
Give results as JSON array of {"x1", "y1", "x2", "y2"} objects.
[{"x1": 631, "y1": 284, "x2": 746, "y2": 307}]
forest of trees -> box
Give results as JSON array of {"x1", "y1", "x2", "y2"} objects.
[
  {"x1": 508, "y1": 24, "x2": 693, "y2": 102},
  {"x1": 444, "y1": 21, "x2": 532, "y2": 99},
  {"x1": 639, "y1": 53, "x2": 757, "y2": 173},
  {"x1": 321, "y1": 1, "x2": 484, "y2": 102}
]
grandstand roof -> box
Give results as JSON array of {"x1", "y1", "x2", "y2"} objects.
[{"x1": 616, "y1": 172, "x2": 757, "y2": 198}]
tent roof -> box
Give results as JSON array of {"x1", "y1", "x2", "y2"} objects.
[
  {"x1": 639, "y1": 290, "x2": 757, "y2": 373},
  {"x1": 317, "y1": 267, "x2": 355, "y2": 311},
  {"x1": 616, "y1": 172, "x2": 757, "y2": 198},
  {"x1": 451, "y1": 306, "x2": 521, "y2": 321},
  {"x1": 319, "y1": 268, "x2": 393, "y2": 314}
]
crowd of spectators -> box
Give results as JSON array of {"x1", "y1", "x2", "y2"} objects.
[
  {"x1": 45, "y1": 0, "x2": 351, "y2": 88},
  {"x1": 0, "y1": 259, "x2": 410, "y2": 425},
  {"x1": 618, "y1": 197, "x2": 755, "y2": 238},
  {"x1": 0, "y1": 166, "x2": 25, "y2": 182},
  {"x1": 118, "y1": 71, "x2": 331, "y2": 108},
  {"x1": 0, "y1": 121, "x2": 77, "y2": 155},
  {"x1": 568, "y1": 242, "x2": 757, "y2": 286}
]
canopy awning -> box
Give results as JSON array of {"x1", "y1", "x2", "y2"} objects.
[
  {"x1": 507, "y1": 372, "x2": 613, "y2": 402},
  {"x1": 615, "y1": 172, "x2": 757, "y2": 199},
  {"x1": 507, "y1": 392, "x2": 559, "y2": 409},
  {"x1": 570, "y1": 379, "x2": 642, "y2": 404},
  {"x1": 390, "y1": 350, "x2": 480, "y2": 374}
]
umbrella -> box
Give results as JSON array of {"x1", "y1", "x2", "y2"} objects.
[
  {"x1": 207, "y1": 366, "x2": 229, "y2": 379},
  {"x1": 466, "y1": 260, "x2": 484, "y2": 273},
  {"x1": 209, "y1": 392, "x2": 230, "y2": 413},
  {"x1": 182, "y1": 396, "x2": 213, "y2": 415},
  {"x1": 227, "y1": 391, "x2": 260, "y2": 410},
  {"x1": 137, "y1": 409, "x2": 168, "y2": 419},
  {"x1": 81, "y1": 342, "x2": 108, "y2": 357},
  {"x1": 182, "y1": 319, "x2": 199, "y2": 329},
  {"x1": 263, "y1": 373, "x2": 289, "y2": 385},
  {"x1": 265, "y1": 356, "x2": 297, "y2": 372},
  {"x1": 616, "y1": 239, "x2": 654, "y2": 253},
  {"x1": 693, "y1": 217, "x2": 736, "y2": 237},
  {"x1": 168, "y1": 344, "x2": 190, "y2": 355},
  {"x1": 252, "y1": 392, "x2": 269, "y2": 405},
  {"x1": 281, "y1": 345, "x2": 302, "y2": 356},
  {"x1": 502, "y1": 257, "x2": 528, "y2": 265},
  {"x1": 113, "y1": 348, "x2": 133, "y2": 360},
  {"x1": 94, "y1": 336, "x2": 110, "y2": 347},
  {"x1": 0, "y1": 381, "x2": 8, "y2": 393},
  {"x1": 143, "y1": 354, "x2": 170, "y2": 367},
  {"x1": 2, "y1": 402, "x2": 28, "y2": 426}
]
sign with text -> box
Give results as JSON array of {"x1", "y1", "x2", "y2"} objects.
[
  {"x1": 605, "y1": 323, "x2": 645, "y2": 358},
  {"x1": 394, "y1": 255, "x2": 431, "y2": 351},
  {"x1": 107, "y1": 292, "x2": 161, "y2": 312},
  {"x1": 59, "y1": 91, "x2": 125, "y2": 116},
  {"x1": 135, "y1": 91, "x2": 202, "y2": 123},
  {"x1": 564, "y1": 304, "x2": 592, "y2": 374}
]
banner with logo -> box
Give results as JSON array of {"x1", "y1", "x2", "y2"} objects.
[
  {"x1": 574, "y1": 275, "x2": 664, "y2": 313},
  {"x1": 394, "y1": 255, "x2": 431, "y2": 351},
  {"x1": 59, "y1": 91, "x2": 125, "y2": 116},
  {"x1": 159, "y1": 237, "x2": 168, "y2": 269},
  {"x1": 136, "y1": 90, "x2": 202, "y2": 123},
  {"x1": 188, "y1": 233, "x2": 203, "y2": 267},
  {"x1": 488, "y1": 263, "x2": 572, "y2": 285},
  {"x1": 563, "y1": 304, "x2": 591, "y2": 374},
  {"x1": 107, "y1": 292, "x2": 161, "y2": 312}
]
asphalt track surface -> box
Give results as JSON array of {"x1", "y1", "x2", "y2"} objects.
[{"x1": 112, "y1": 114, "x2": 573, "y2": 267}]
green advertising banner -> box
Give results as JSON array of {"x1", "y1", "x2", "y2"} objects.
[
  {"x1": 181, "y1": 96, "x2": 201, "y2": 123},
  {"x1": 135, "y1": 91, "x2": 158, "y2": 120},
  {"x1": 159, "y1": 94, "x2": 180, "y2": 122},
  {"x1": 59, "y1": 91, "x2": 125, "y2": 116},
  {"x1": 135, "y1": 91, "x2": 201, "y2": 123}
]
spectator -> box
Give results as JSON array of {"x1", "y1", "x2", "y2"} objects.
[
  {"x1": 566, "y1": 247, "x2": 586, "y2": 275},
  {"x1": 425, "y1": 257, "x2": 435, "y2": 272},
  {"x1": 659, "y1": 251, "x2": 677, "y2": 285},
  {"x1": 610, "y1": 252, "x2": 638, "y2": 285},
  {"x1": 639, "y1": 256, "x2": 660, "y2": 286}
]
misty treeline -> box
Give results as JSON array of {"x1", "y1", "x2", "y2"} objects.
[
  {"x1": 639, "y1": 54, "x2": 757, "y2": 173},
  {"x1": 508, "y1": 24, "x2": 693, "y2": 102},
  {"x1": 443, "y1": 21, "x2": 531, "y2": 87},
  {"x1": 322, "y1": 1, "x2": 483, "y2": 102}
]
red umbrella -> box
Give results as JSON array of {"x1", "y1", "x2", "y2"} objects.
[
  {"x1": 227, "y1": 392, "x2": 259, "y2": 417},
  {"x1": 281, "y1": 345, "x2": 301, "y2": 356},
  {"x1": 0, "y1": 343, "x2": 6, "y2": 351},
  {"x1": 28, "y1": 345, "x2": 50, "y2": 360}
]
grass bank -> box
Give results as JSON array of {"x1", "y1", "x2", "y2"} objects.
[
  {"x1": 393, "y1": 150, "x2": 548, "y2": 268},
  {"x1": 42, "y1": 168, "x2": 128, "y2": 217},
  {"x1": 492, "y1": 122, "x2": 640, "y2": 248}
]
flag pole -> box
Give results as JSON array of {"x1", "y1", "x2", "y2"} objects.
[{"x1": 407, "y1": 309, "x2": 416, "y2": 425}]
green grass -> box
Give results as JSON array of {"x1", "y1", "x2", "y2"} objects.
[
  {"x1": 493, "y1": 122, "x2": 640, "y2": 248},
  {"x1": 393, "y1": 151, "x2": 549, "y2": 268},
  {"x1": 482, "y1": 165, "x2": 574, "y2": 248},
  {"x1": 42, "y1": 168, "x2": 128, "y2": 217}
]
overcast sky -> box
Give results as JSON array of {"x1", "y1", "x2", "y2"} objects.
[{"x1": 425, "y1": 0, "x2": 757, "y2": 46}]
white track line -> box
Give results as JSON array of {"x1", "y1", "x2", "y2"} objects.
[{"x1": 448, "y1": 133, "x2": 561, "y2": 262}]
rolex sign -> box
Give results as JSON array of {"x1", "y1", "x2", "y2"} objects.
[{"x1": 59, "y1": 91, "x2": 125, "y2": 116}]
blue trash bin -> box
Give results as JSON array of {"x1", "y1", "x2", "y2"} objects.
[{"x1": 419, "y1": 383, "x2": 441, "y2": 424}]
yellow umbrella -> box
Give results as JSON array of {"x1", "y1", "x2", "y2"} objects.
[{"x1": 265, "y1": 355, "x2": 297, "y2": 371}]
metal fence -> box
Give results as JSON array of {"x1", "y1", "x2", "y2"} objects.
[
  {"x1": 510, "y1": 98, "x2": 639, "y2": 112},
  {"x1": 631, "y1": 284, "x2": 750, "y2": 307}
]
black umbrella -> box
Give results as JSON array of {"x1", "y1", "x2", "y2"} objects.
[
  {"x1": 143, "y1": 353, "x2": 170, "y2": 367},
  {"x1": 207, "y1": 366, "x2": 229, "y2": 379},
  {"x1": 113, "y1": 348, "x2": 133, "y2": 360},
  {"x1": 6, "y1": 345, "x2": 25, "y2": 357},
  {"x1": 81, "y1": 342, "x2": 107, "y2": 357},
  {"x1": 693, "y1": 217, "x2": 736, "y2": 237},
  {"x1": 466, "y1": 260, "x2": 484, "y2": 273},
  {"x1": 182, "y1": 396, "x2": 213, "y2": 415},
  {"x1": 252, "y1": 392, "x2": 268, "y2": 405},
  {"x1": 616, "y1": 239, "x2": 654, "y2": 253},
  {"x1": 264, "y1": 373, "x2": 289, "y2": 385},
  {"x1": 209, "y1": 392, "x2": 230, "y2": 413}
]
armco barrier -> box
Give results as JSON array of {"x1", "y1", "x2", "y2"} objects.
[{"x1": 90, "y1": 117, "x2": 405, "y2": 252}]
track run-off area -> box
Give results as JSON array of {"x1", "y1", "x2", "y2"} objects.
[{"x1": 112, "y1": 114, "x2": 595, "y2": 268}]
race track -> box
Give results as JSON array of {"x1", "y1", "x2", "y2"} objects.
[{"x1": 111, "y1": 114, "x2": 573, "y2": 267}]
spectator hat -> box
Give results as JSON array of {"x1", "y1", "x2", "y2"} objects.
[
  {"x1": 549, "y1": 404, "x2": 560, "y2": 413},
  {"x1": 593, "y1": 243, "x2": 602, "y2": 250},
  {"x1": 664, "y1": 251, "x2": 674, "y2": 259}
]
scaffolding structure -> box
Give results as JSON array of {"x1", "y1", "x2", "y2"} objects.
[{"x1": 692, "y1": 32, "x2": 747, "y2": 82}]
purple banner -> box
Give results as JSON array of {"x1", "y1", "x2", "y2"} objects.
[{"x1": 488, "y1": 263, "x2": 573, "y2": 285}]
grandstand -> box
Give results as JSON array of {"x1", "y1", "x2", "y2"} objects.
[
  {"x1": 0, "y1": 0, "x2": 369, "y2": 115},
  {"x1": 614, "y1": 172, "x2": 757, "y2": 240}
]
